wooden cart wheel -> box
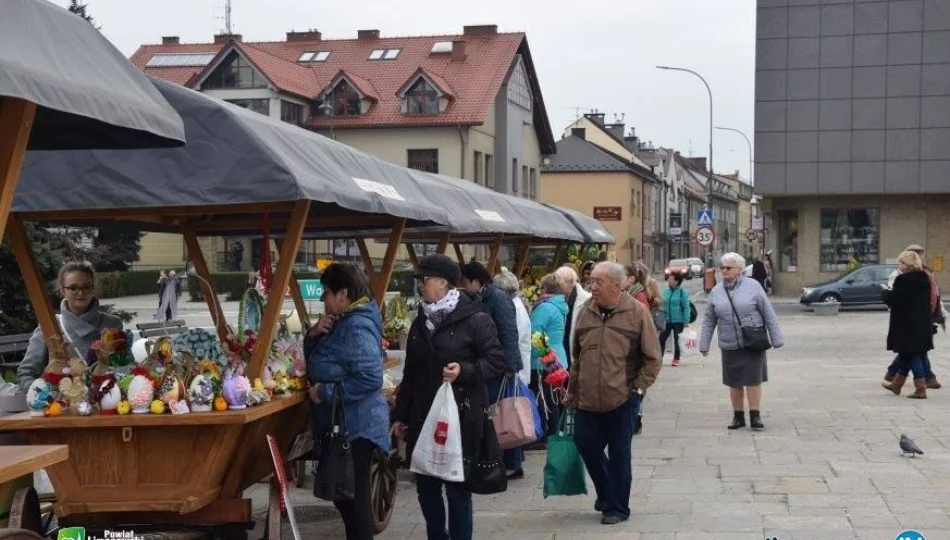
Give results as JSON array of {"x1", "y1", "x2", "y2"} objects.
[
  {"x1": 8, "y1": 487, "x2": 42, "y2": 535},
  {"x1": 368, "y1": 447, "x2": 398, "y2": 534},
  {"x1": 0, "y1": 530, "x2": 45, "y2": 540}
]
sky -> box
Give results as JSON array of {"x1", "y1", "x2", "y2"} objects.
[{"x1": 52, "y1": 0, "x2": 756, "y2": 182}]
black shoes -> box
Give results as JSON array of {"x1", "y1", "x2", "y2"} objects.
[
  {"x1": 749, "y1": 410, "x2": 764, "y2": 430},
  {"x1": 601, "y1": 515, "x2": 628, "y2": 525},
  {"x1": 594, "y1": 499, "x2": 604, "y2": 512},
  {"x1": 507, "y1": 469, "x2": 524, "y2": 480},
  {"x1": 728, "y1": 411, "x2": 746, "y2": 430}
]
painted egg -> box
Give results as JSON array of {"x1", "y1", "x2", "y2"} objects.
[
  {"x1": 127, "y1": 375, "x2": 154, "y2": 413},
  {"x1": 26, "y1": 379, "x2": 53, "y2": 416},
  {"x1": 188, "y1": 375, "x2": 215, "y2": 412}
]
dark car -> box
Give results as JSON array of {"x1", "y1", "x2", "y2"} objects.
[
  {"x1": 666, "y1": 259, "x2": 692, "y2": 279},
  {"x1": 799, "y1": 264, "x2": 897, "y2": 306}
]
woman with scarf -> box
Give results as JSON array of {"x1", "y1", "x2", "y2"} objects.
[
  {"x1": 17, "y1": 261, "x2": 125, "y2": 393},
  {"x1": 305, "y1": 263, "x2": 389, "y2": 540},
  {"x1": 392, "y1": 254, "x2": 506, "y2": 540},
  {"x1": 529, "y1": 273, "x2": 570, "y2": 442}
]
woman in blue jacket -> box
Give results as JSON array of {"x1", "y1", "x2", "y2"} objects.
[
  {"x1": 530, "y1": 273, "x2": 569, "y2": 442},
  {"x1": 305, "y1": 263, "x2": 390, "y2": 540},
  {"x1": 660, "y1": 271, "x2": 691, "y2": 366}
]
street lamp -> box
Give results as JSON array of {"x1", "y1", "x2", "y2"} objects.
[{"x1": 714, "y1": 126, "x2": 753, "y2": 187}]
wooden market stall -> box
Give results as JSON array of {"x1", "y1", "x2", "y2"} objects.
[{"x1": 0, "y1": 78, "x2": 453, "y2": 538}]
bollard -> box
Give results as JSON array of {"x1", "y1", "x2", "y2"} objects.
[{"x1": 703, "y1": 267, "x2": 717, "y2": 294}]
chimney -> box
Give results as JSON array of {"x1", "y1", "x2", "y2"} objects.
[
  {"x1": 161, "y1": 36, "x2": 180, "y2": 45},
  {"x1": 358, "y1": 29, "x2": 380, "y2": 40},
  {"x1": 605, "y1": 122, "x2": 624, "y2": 141},
  {"x1": 571, "y1": 128, "x2": 586, "y2": 140},
  {"x1": 286, "y1": 29, "x2": 322, "y2": 42},
  {"x1": 214, "y1": 33, "x2": 242, "y2": 44},
  {"x1": 586, "y1": 112, "x2": 605, "y2": 126},
  {"x1": 451, "y1": 40, "x2": 467, "y2": 62},
  {"x1": 463, "y1": 25, "x2": 498, "y2": 36}
]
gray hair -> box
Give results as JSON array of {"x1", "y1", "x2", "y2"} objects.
[
  {"x1": 493, "y1": 267, "x2": 520, "y2": 298},
  {"x1": 553, "y1": 266, "x2": 578, "y2": 288},
  {"x1": 721, "y1": 252, "x2": 746, "y2": 270},
  {"x1": 594, "y1": 261, "x2": 626, "y2": 285}
]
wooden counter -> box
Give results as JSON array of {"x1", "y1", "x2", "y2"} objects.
[{"x1": 0, "y1": 445, "x2": 68, "y2": 485}]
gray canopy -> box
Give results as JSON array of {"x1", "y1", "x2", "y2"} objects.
[
  {"x1": 543, "y1": 203, "x2": 616, "y2": 244},
  {"x1": 0, "y1": 0, "x2": 184, "y2": 149},
  {"x1": 14, "y1": 77, "x2": 450, "y2": 232}
]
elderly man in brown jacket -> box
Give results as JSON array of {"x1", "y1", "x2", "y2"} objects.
[{"x1": 567, "y1": 261, "x2": 662, "y2": 525}]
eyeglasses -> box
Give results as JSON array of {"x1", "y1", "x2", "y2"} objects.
[
  {"x1": 721, "y1": 266, "x2": 737, "y2": 271},
  {"x1": 63, "y1": 285, "x2": 94, "y2": 294}
]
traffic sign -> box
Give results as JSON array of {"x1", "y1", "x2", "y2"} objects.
[
  {"x1": 696, "y1": 227, "x2": 715, "y2": 247},
  {"x1": 745, "y1": 229, "x2": 758, "y2": 241},
  {"x1": 697, "y1": 208, "x2": 714, "y2": 227},
  {"x1": 298, "y1": 279, "x2": 324, "y2": 300}
]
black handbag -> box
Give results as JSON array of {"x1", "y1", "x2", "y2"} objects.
[
  {"x1": 461, "y1": 407, "x2": 507, "y2": 495},
  {"x1": 724, "y1": 286, "x2": 772, "y2": 352},
  {"x1": 313, "y1": 385, "x2": 355, "y2": 501}
]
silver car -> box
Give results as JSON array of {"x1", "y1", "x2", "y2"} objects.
[{"x1": 686, "y1": 257, "x2": 704, "y2": 278}]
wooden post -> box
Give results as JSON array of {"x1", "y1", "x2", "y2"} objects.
[
  {"x1": 275, "y1": 238, "x2": 310, "y2": 332},
  {"x1": 182, "y1": 225, "x2": 230, "y2": 344},
  {"x1": 249, "y1": 200, "x2": 310, "y2": 379},
  {"x1": 355, "y1": 238, "x2": 376, "y2": 281},
  {"x1": 453, "y1": 244, "x2": 465, "y2": 264},
  {"x1": 6, "y1": 215, "x2": 60, "y2": 343},
  {"x1": 547, "y1": 241, "x2": 565, "y2": 272},
  {"x1": 372, "y1": 219, "x2": 406, "y2": 306},
  {"x1": 436, "y1": 234, "x2": 450, "y2": 255},
  {"x1": 0, "y1": 99, "x2": 37, "y2": 244},
  {"x1": 487, "y1": 235, "x2": 504, "y2": 274},
  {"x1": 404, "y1": 243, "x2": 420, "y2": 271},
  {"x1": 513, "y1": 240, "x2": 532, "y2": 276}
]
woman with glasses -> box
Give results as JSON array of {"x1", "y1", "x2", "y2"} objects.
[
  {"x1": 16, "y1": 261, "x2": 125, "y2": 393},
  {"x1": 699, "y1": 253, "x2": 784, "y2": 431}
]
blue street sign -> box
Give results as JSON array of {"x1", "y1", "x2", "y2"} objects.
[
  {"x1": 298, "y1": 279, "x2": 324, "y2": 300},
  {"x1": 697, "y1": 208, "x2": 715, "y2": 227}
]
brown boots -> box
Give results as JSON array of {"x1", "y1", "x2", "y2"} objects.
[
  {"x1": 908, "y1": 378, "x2": 928, "y2": 399},
  {"x1": 883, "y1": 374, "x2": 907, "y2": 395}
]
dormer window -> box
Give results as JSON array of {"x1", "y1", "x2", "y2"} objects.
[
  {"x1": 406, "y1": 78, "x2": 439, "y2": 115},
  {"x1": 329, "y1": 80, "x2": 361, "y2": 116},
  {"x1": 298, "y1": 51, "x2": 330, "y2": 63},
  {"x1": 369, "y1": 48, "x2": 400, "y2": 60}
]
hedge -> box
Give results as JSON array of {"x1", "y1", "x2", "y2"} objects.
[{"x1": 96, "y1": 269, "x2": 185, "y2": 299}]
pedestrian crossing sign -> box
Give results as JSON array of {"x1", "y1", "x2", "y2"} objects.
[{"x1": 697, "y1": 208, "x2": 714, "y2": 227}]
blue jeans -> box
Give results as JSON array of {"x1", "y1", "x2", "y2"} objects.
[
  {"x1": 895, "y1": 353, "x2": 927, "y2": 380},
  {"x1": 887, "y1": 353, "x2": 936, "y2": 380},
  {"x1": 415, "y1": 474, "x2": 473, "y2": 540},
  {"x1": 574, "y1": 395, "x2": 639, "y2": 520}
]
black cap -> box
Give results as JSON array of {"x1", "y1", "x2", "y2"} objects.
[
  {"x1": 459, "y1": 261, "x2": 492, "y2": 286},
  {"x1": 415, "y1": 254, "x2": 460, "y2": 286}
]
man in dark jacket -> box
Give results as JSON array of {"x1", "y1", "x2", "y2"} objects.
[{"x1": 460, "y1": 261, "x2": 526, "y2": 479}]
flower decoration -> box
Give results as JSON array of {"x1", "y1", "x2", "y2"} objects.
[
  {"x1": 224, "y1": 329, "x2": 258, "y2": 375},
  {"x1": 531, "y1": 331, "x2": 569, "y2": 389},
  {"x1": 172, "y1": 329, "x2": 227, "y2": 366}
]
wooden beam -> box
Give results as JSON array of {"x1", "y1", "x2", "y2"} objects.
[
  {"x1": 453, "y1": 243, "x2": 465, "y2": 264},
  {"x1": 0, "y1": 98, "x2": 36, "y2": 244},
  {"x1": 487, "y1": 235, "x2": 504, "y2": 274},
  {"x1": 182, "y1": 225, "x2": 230, "y2": 344},
  {"x1": 404, "y1": 243, "x2": 420, "y2": 271},
  {"x1": 436, "y1": 234, "x2": 450, "y2": 255},
  {"x1": 355, "y1": 238, "x2": 376, "y2": 281},
  {"x1": 249, "y1": 200, "x2": 310, "y2": 379},
  {"x1": 275, "y1": 238, "x2": 310, "y2": 332},
  {"x1": 547, "y1": 241, "x2": 566, "y2": 272},
  {"x1": 6, "y1": 215, "x2": 60, "y2": 344},
  {"x1": 372, "y1": 219, "x2": 406, "y2": 305},
  {"x1": 514, "y1": 240, "x2": 532, "y2": 276}
]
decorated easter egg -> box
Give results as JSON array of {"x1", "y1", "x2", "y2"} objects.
[
  {"x1": 222, "y1": 373, "x2": 251, "y2": 410},
  {"x1": 159, "y1": 373, "x2": 182, "y2": 404},
  {"x1": 77, "y1": 401, "x2": 93, "y2": 416},
  {"x1": 98, "y1": 380, "x2": 122, "y2": 415},
  {"x1": 26, "y1": 378, "x2": 54, "y2": 417},
  {"x1": 127, "y1": 375, "x2": 154, "y2": 414},
  {"x1": 188, "y1": 375, "x2": 215, "y2": 413}
]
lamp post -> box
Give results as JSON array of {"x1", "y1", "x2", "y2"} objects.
[
  {"x1": 714, "y1": 126, "x2": 753, "y2": 187},
  {"x1": 657, "y1": 65, "x2": 714, "y2": 263}
]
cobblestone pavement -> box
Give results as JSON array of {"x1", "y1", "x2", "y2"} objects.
[{"x1": 246, "y1": 306, "x2": 950, "y2": 540}]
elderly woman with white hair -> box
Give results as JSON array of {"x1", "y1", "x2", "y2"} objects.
[
  {"x1": 554, "y1": 265, "x2": 592, "y2": 359},
  {"x1": 700, "y1": 252, "x2": 784, "y2": 431}
]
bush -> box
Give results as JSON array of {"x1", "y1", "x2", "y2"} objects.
[
  {"x1": 187, "y1": 273, "x2": 251, "y2": 302},
  {"x1": 95, "y1": 269, "x2": 187, "y2": 299}
]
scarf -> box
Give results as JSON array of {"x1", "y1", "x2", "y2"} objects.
[
  {"x1": 422, "y1": 288, "x2": 460, "y2": 332},
  {"x1": 626, "y1": 282, "x2": 645, "y2": 298},
  {"x1": 533, "y1": 293, "x2": 556, "y2": 310},
  {"x1": 344, "y1": 296, "x2": 371, "y2": 315}
]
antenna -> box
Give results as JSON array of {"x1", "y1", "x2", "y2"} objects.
[
  {"x1": 225, "y1": 0, "x2": 233, "y2": 34},
  {"x1": 688, "y1": 138, "x2": 694, "y2": 157}
]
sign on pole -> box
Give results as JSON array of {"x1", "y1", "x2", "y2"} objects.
[
  {"x1": 298, "y1": 279, "x2": 324, "y2": 300},
  {"x1": 669, "y1": 213, "x2": 683, "y2": 236},
  {"x1": 745, "y1": 229, "x2": 758, "y2": 242},
  {"x1": 752, "y1": 215, "x2": 763, "y2": 231},
  {"x1": 697, "y1": 208, "x2": 714, "y2": 227},
  {"x1": 696, "y1": 227, "x2": 715, "y2": 247}
]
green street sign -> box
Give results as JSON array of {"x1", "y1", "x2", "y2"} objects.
[{"x1": 298, "y1": 279, "x2": 324, "y2": 300}]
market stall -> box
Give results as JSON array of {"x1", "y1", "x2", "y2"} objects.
[
  {"x1": 542, "y1": 203, "x2": 617, "y2": 269},
  {"x1": 1, "y1": 79, "x2": 452, "y2": 537}
]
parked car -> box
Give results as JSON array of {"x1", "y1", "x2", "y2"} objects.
[
  {"x1": 666, "y1": 259, "x2": 691, "y2": 279},
  {"x1": 686, "y1": 257, "x2": 704, "y2": 278},
  {"x1": 799, "y1": 264, "x2": 897, "y2": 306}
]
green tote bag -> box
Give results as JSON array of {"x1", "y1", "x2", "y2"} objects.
[{"x1": 542, "y1": 410, "x2": 588, "y2": 498}]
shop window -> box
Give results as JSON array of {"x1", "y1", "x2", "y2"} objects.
[
  {"x1": 778, "y1": 209, "x2": 799, "y2": 272},
  {"x1": 819, "y1": 208, "x2": 879, "y2": 272}
]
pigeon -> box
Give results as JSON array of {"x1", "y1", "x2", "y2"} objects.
[{"x1": 900, "y1": 434, "x2": 924, "y2": 457}]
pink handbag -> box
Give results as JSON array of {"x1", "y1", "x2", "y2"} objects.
[{"x1": 490, "y1": 376, "x2": 538, "y2": 450}]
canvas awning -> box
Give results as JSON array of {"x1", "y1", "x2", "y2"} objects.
[{"x1": 543, "y1": 203, "x2": 616, "y2": 244}]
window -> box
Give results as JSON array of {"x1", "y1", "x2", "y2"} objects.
[
  {"x1": 485, "y1": 154, "x2": 495, "y2": 189},
  {"x1": 819, "y1": 208, "x2": 879, "y2": 272},
  {"x1": 202, "y1": 52, "x2": 267, "y2": 90},
  {"x1": 147, "y1": 53, "x2": 216, "y2": 67},
  {"x1": 778, "y1": 209, "x2": 799, "y2": 272},
  {"x1": 529, "y1": 168, "x2": 537, "y2": 199},
  {"x1": 369, "y1": 48, "x2": 400, "y2": 60},
  {"x1": 507, "y1": 57, "x2": 533, "y2": 110},
  {"x1": 512, "y1": 158, "x2": 519, "y2": 195},
  {"x1": 408, "y1": 149, "x2": 438, "y2": 173},
  {"x1": 474, "y1": 151, "x2": 484, "y2": 185},
  {"x1": 522, "y1": 165, "x2": 528, "y2": 197},
  {"x1": 280, "y1": 100, "x2": 304, "y2": 125},
  {"x1": 431, "y1": 41, "x2": 453, "y2": 54},
  {"x1": 298, "y1": 51, "x2": 330, "y2": 62},
  {"x1": 328, "y1": 79, "x2": 362, "y2": 116},
  {"x1": 406, "y1": 78, "x2": 439, "y2": 115},
  {"x1": 226, "y1": 98, "x2": 269, "y2": 116}
]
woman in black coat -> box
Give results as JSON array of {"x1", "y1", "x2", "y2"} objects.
[
  {"x1": 882, "y1": 250, "x2": 934, "y2": 399},
  {"x1": 392, "y1": 255, "x2": 506, "y2": 540}
]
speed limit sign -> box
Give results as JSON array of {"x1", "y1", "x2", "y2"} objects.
[{"x1": 696, "y1": 227, "x2": 715, "y2": 247}]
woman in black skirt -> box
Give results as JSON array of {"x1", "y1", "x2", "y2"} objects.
[{"x1": 699, "y1": 253, "x2": 784, "y2": 431}]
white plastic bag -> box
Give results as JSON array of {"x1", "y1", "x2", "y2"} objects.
[
  {"x1": 410, "y1": 381, "x2": 465, "y2": 482},
  {"x1": 679, "y1": 327, "x2": 700, "y2": 358}
]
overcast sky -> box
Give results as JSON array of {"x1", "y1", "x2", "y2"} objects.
[{"x1": 52, "y1": 0, "x2": 756, "y2": 182}]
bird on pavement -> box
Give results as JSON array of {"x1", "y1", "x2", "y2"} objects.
[{"x1": 899, "y1": 434, "x2": 924, "y2": 457}]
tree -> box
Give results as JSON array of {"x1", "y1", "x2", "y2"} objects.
[
  {"x1": 67, "y1": 0, "x2": 101, "y2": 30},
  {"x1": 94, "y1": 224, "x2": 143, "y2": 272},
  {"x1": 0, "y1": 224, "x2": 66, "y2": 334}
]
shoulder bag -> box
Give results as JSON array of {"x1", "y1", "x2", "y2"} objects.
[
  {"x1": 313, "y1": 384, "x2": 355, "y2": 501},
  {"x1": 724, "y1": 285, "x2": 772, "y2": 352},
  {"x1": 462, "y1": 405, "x2": 508, "y2": 495}
]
